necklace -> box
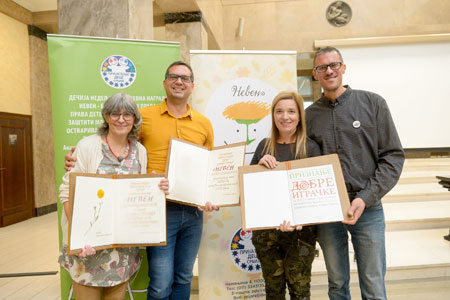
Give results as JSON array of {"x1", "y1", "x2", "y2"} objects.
[
  {"x1": 105, "y1": 135, "x2": 130, "y2": 162},
  {"x1": 278, "y1": 139, "x2": 296, "y2": 144}
]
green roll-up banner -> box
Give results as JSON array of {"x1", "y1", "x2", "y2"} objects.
[{"x1": 48, "y1": 34, "x2": 179, "y2": 299}]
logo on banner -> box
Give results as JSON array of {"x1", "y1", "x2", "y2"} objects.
[
  {"x1": 100, "y1": 55, "x2": 136, "y2": 89},
  {"x1": 229, "y1": 228, "x2": 261, "y2": 274},
  {"x1": 205, "y1": 78, "x2": 277, "y2": 163}
]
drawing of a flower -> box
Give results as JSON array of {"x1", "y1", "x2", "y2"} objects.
[
  {"x1": 84, "y1": 189, "x2": 105, "y2": 236},
  {"x1": 222, "y1": 101, "x2": 271, "y2": 145}
]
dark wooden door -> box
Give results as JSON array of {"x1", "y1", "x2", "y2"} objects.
[{"x1": 0, "y1": 112, "x2": 34, "y2": 227}]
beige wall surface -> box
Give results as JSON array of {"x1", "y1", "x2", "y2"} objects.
[
  {"x1": 221, "y1": 0, "x2": 450, "y2": 52},
  {"x1": 197, "y1": 0, "x2": 224, "y2": 49},
  {"x1": 29, "y1": 34, "x2": 57, "y2": 209},
  {"x1": 0, "y1": 12, "x2": 31, "y2": 115}
]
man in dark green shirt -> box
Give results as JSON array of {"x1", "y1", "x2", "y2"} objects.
[{"x1": 306, "y1": 46, "x2": 404, "y2": 300}]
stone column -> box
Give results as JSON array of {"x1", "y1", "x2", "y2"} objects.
[
  {"x1": 58, "y1": 0, "x2": 153, "y2": 39},
  {"x1": 164, "y1": 12, "x2": 208, "y2": 63},
  {"x1": 28, "y1": 26, "x2": 57, "y2": 215}
]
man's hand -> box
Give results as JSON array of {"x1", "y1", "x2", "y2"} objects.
[
  {"x1": 64, "y1": 147, "x2": 77, "y2": 172},
  {"x1": 158, "y1": 178, "x2": 170, "y2": 195},
  {"x1": 342, "y1": 197, "x2": 366, "y2": 225},
  {"x1": 198, "y1": 201, "x2": 219, "y2": 212},
  {"x1": 278, "y1": 220, "x2": 302, "y2": 232},
  {"x1": 258, "y1": 154, "x2": 279, "y2": 169}
]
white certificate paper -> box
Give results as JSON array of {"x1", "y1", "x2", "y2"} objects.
[
  {"x1": 240, "y1": 154, "x2": 350, "y2": 230},
  {"x1": 166, "y1": 138, "x2": 246, "y2": 207},
  {"x1": 69, "y1": 174, "x2": 166, "y2": 253},
  {"x1": 287, "y1": 165, "x2": 344, "y2": 224}
]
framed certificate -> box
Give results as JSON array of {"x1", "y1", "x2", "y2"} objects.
[
  {"x1": 165, "y1": 138, "x2": 246, "y2": 207},
  {"x1": 239, "y1": 154, "x2": 351, "y2": 230},
  {"x1": 68, "y1": 173, "x2": 166, "y2": 255}
]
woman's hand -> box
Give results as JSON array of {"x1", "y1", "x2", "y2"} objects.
[
  {"x1": 77, "y1": 245, "x2": 96, "y2": 258},
  {"x1": 258, "y1": 154, "x2": 279, "y2": 169},
  {"x1": 278, "y1": 220, "x2": 302, "y2": 232},
  {"x1": 158, "y1": 178, "x2": 170, "y2": 195}
]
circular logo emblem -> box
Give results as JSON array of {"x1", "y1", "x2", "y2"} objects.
[
  {"x1": 100, "y1": 55, "x2": 136, "y2": 89},
  {"x1": 326, "y1": 1, "x2": 352, "y2": 27},
  {"x1": 229, "y1": 228, "x2": 261, "y2": 274}
]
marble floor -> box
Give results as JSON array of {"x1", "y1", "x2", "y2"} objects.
[{"x1": 1, "y1": 213, "x2": 449, "y2": 299}]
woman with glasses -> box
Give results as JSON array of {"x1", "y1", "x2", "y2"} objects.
[
  {"x1": 250, "y1": 91, "x2": 320, "y2": 300},
  {"x1": 58, "y1": 93, "x2": 169, "y2": 299}
]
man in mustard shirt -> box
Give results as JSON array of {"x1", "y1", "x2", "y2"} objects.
[
  {"x1": 66, "y1": 61, "x2": 217, "y2": 300},
  {"x1": 141, "y1": 62, "x2": 217, "y2": 300}
]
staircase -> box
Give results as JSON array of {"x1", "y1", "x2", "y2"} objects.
[
  {"x1": 311, "y1": 157, "x2": 450, "y2": 285},
  {"x1": 192, "y1": 158, "x2": 450, "y2": 293}
]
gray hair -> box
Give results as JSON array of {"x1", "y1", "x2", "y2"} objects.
[
  {"x1": 313, "y1": 46, "x2": 344, "y2": 67},
  {"x1": 97, "y1": 93, "x2": 142, "y2": 141}
]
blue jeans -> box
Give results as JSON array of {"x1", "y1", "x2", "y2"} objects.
[
  {"x1": 146, "y1": 202, "x2": 203, "y2": 300},
  {"x1": 317, "y1": 206, "x2": 386, "y2": 300}
]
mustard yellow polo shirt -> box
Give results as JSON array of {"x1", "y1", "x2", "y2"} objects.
[{"x1": 139, "y1": 99, "x2": 214, "y2": 174}]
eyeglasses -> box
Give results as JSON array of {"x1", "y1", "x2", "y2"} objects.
[
  {"x1": 109, "y1": 112, "x2": 134, "y2": 121},
  {"x1": 314, "y1": 62, "x2": 343, "y2": 73},
  {"x1": 166, "y1": 73, "x2": 193, "y2": 83}
]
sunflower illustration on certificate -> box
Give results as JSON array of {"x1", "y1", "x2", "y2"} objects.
[{"x1": 68, "y1": 173, "x2": 166, "y2": 254}]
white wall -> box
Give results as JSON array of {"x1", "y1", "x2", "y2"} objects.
[{"x1": 339, "y1": 41, "x2": 450, "y2": 149}]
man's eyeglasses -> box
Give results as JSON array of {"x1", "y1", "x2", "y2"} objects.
[
  {"x1": 109, "y1": 112, "x2": 134, "y2": 121},
  {"x1": 314, "y1": 62, "x2": 343, "y2": 73},
  {"x1": 166, "y1": 73, "x2": 193, "y2": 83}
]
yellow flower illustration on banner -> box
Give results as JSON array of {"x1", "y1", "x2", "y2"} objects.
[
  {"x1": 263, "y1": 65, "x2": 276, "y2": 78},
  {"x1": 208, "y1": 234, "x2": 220, "y2": 240},
  {"x1": 223, "y1": 101, "x2": 271, "y2": 145},
  {"x1": 220, "y1": 56, "x2": 238, "y2": 69},
  {"x1": 214, "y1": 219, "x2": 224, "y2": 228},
  {"x1": 230, "y1": 265, "x2": 240, "y2": 272},
  {"x1": 221, "y1": 208, "x2": 233, "y2": 221},
  {"x1": 236, "y1": 66, "x2": 250, "y2": 77},
  {"x1": 203, "y1": 211, "x2": 213, "y2": 224},
  {"x1": 252, "y1": 60, "x2": 261, "y2": 72},
  {"x1": 280, "y1": 68, "x2": 295, "y2": 83},
  {"x1": 213, "y1": 286, "x2": 222, "y2": 296},
  {"x1": 97, "y1": 189, "x2": 104, "y2": 199}
]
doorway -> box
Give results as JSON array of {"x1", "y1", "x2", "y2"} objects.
[{"x1": 0, "y1": 112, "x2": 35, "y2": 227}]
